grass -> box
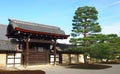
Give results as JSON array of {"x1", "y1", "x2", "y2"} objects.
[{"x1": 61, "y1": 63, "x2": 112, "y2": 70}]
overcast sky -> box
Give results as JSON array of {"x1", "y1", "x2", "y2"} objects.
[{"x1": 0, "y1": 0, "x2": 120, "y2": 43}]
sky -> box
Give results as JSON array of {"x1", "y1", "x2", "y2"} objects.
[{"x1": 0, "y1": 0, "x2": 120, "y2": 44}]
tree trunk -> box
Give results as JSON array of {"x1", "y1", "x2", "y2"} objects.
[
  {"x1": 83, "y1": 21, "x2": 88, "y2": 64},
  {"x1": 84, "y1": 53, "x2": 88, "y2": 64},
  {"x1": 106, "y1": 59, "x2": 109, "y2": 63},
  {"x1": 100, "y1": 58, "x2": 104, "y2": 62}
]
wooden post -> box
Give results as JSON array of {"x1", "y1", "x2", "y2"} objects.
[
  {"x1": 69, "y1": 54, "x2": 71, "y2": 64},
  {"x1": 13, "y1": 52, "x2": 15, "y2": 68},
  {"x1": 54, "y1": 39, "x2": 56, "y2": 65},
  {"x1": 77, "y1": 54, "x2": 79, "y2": 64},
  {"x1": 24, "y1": 38, "x2": 29, "y2": 68}
]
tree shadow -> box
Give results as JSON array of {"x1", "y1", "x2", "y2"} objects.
[{"x1": 62, "y1": 64, "x2": 112, "y2": 70}]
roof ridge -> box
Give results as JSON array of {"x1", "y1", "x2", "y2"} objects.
[{"x1": 8, "y1": 18, "x2": 60, "y2": 29}]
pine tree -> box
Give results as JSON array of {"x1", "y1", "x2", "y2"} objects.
[{"x1": 71, "y1": 6, "x2": 101, "y2": 64}]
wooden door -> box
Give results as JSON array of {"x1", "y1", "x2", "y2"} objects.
[{"x1": 28, "y1": 47, "x2": 49, "y2": 65}]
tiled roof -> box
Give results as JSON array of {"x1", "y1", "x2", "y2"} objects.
[
  {"x1": 0, "y1": 24, "x2": 20, "y2": 51},
  {"x1": 57, "y1": 43, "x2": 75, "y2": 51},
  {"x1": 8, "y1": 19, "x2": 65, "y2": 35},
  {"x1": 0, "y1": 40, "x2": 20, "y2": 51},
  {"x1": 0, "y1": 24, "x2": 8, "y2": 40}
]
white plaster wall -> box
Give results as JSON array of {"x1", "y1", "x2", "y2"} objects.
[
  {"x1": 0, "y1": 53, "x2": 6, "y2": 66},
  {"x1": 79, "y1": 54, "x2": 84, "y2": 63},
  {"x1": 71, "y1": 54, "x2": 77, "y2": 64},
  {"x1": 62, "y1": 54, "x2": 69, "y2": 64}
]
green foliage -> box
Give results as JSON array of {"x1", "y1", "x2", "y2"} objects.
[
  {"x1": 89, "y1": 34, "x2": 120, "y2": 61},
  {"x1": 69, "y1": 33, "x2": 120, "y2": 62},
  {"x1": 71, "y1": 6, "x2": 101, "y2": 37},
  {"x1": 90, "y1": 43, "x2": 111, "y2": 59},
  {"x1": 69, "y1": 38, "x2": 79, "y2": 45}
]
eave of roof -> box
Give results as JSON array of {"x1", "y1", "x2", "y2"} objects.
[
  {"x1": 15, "y1": 27, "x2": 69, "y2": 39},
  {"x1": 58, "y1": 51, "x2": 82, "y2": 54}
]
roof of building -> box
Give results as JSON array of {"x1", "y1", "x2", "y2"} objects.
[
  {"x1": 0, "y1": 40, "x2": 21, "y2": 52},
  {"x1": 57, "y1": 43, "x2": 76, "y2": 50},
  {"x1": 56, "y1": 43, "x2": 82, "y2": 54},
  {"x1": 9, "y1": 19, "x2": 65, "y2": 35},
  {"x1": 0, "y1": 24, "x2": 21, "y2": 52},
  {"x1": 7, "y1": 19, "x2": 69, "y2": 39},
  {"x1": 0, "y1": 24, "x2": 8, "y2": 40}
]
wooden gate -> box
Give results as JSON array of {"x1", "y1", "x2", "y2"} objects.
[{"x1": 28, "y1": 47, "x2": 50, "y2": 65}]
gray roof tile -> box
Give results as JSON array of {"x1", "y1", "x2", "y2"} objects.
[
  {"x1": 9, "y1": 19, "x2": 65, "y2": 35},
  {"x1": 0, "y1": 24, "x2": 20, "y2": 51},
  {"x1": 0, "y1": 40, "x2": 20, "y2": 51}
]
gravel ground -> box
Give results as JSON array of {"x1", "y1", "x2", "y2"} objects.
[{"x1": 4, "y1": 64, "x2": 120, "y2": 74}]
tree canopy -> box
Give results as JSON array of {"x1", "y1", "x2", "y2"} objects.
[
  {"x1": 71, "y1": 6, "x2": 101, "y2": 37},
  {"x1": 89, "y1": 34, "x2": 120, "y2": 62}
]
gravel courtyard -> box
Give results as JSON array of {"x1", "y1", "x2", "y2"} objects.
[
  {"x1": 39, "y1": 64, "x2": 120, "y2": 74},
  {"x1": 4, "y1": 64, "x2": 120, "y2": 74}
]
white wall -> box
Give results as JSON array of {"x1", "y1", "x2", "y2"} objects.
[
  {"x1": 62, "y1": 54, "x2": 84, "y2": 64},
  {"x1": 0, "y1": 53, "x2": 6, "y2": 66}
]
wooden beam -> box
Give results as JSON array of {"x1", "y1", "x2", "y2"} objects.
[{"x1": 30, "y1": 39, "x2": 54, "y2": 44}]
